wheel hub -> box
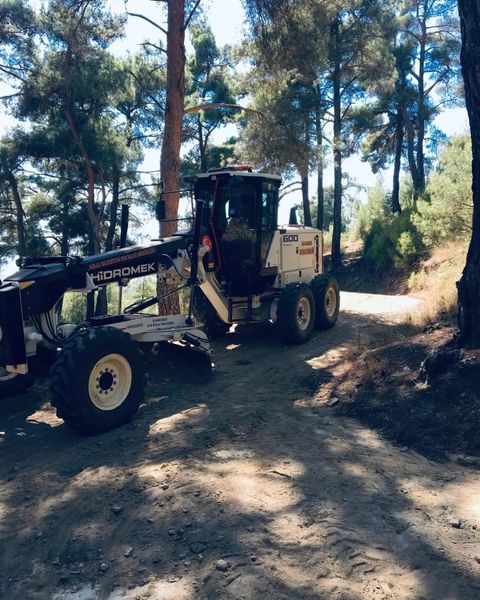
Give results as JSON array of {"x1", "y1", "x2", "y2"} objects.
[
  {"x1": 325, "y1": 287, "x2": 337, "y2": 318},
  {"x1": 98, "y1": 370, "x2": 115, "y2": 392},
  {"x1": 296, "y1": 297, "x2": 311, "y2": 331},
  {"x1": 88, "y1": 354, "x2": 132, "y2": 411}
]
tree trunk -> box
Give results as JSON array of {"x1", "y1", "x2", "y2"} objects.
[
  {"x1": 391, "y1": 109, "x2": 404, "y2": 214},
  {"x1": 331, "y1": 27, "x2": 343, "y2": 270},
  {"x1": 105, "y1": 168, "x2": 120, "y2": 252},
  {"x1": 158, "y1": 0, "x2": 186, "y2": 316},
  {"x1": 301, "y1": 173, "x2": 312, "y2": 227},
  {"x1": 457, "y1": 0, "x2": 480, "y2": 346},
  {"x1": 401, "y1": 104, "x2": 422, "y2": 203},
  {"x1": 62, "y1": 45, "x2": 101, "y2": 255},
  {"x1": 416, "y1": 18, "x2": 427, "y2": 195},
  {"x1": 315, "y1": 97, "x2": 325, "y2": 230},
  {"x1": 198, "y1": 114, "x2": 207, "y2": 171},
  {"x1": 86, "y1": 228, "x2": 96, "y2": 319},
  {"x1": 60, "y1": 187, "x2": 71, "y2": 256},
  {"x1": 7, "y1": 172, "x2": 27, "y2": 257},
  {"x1": 160, "y1": 0, "x2": 185, "y2": 238},
  {"x1": 93, "y1": 169, "x2": 121, "y2": 318}
]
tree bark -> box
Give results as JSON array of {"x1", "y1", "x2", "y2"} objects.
[
  {"x1": 7, "y1": 172, "x2": 27, "y2": 257},
  {"x1": 416, "y1": 15, "x2": 427, "y2": 195},
  {"x1": 158, "y1": 0, "x2": 186, "y2": 316},
  {"x1": 457, "y1": 0, "x2": 480, "y2": 346},
  {"x1": 315, "y1": 97, "x2": 325, "y2": 230},
  {"x1": 86, "y1": 227, "x2": 96, "y2": 319},
  {"x1": 301, "y1": 173, "x2": 312, "y2": 227},
  {"x1": 401, "y1": 104, "x2": 422, "y2": 203},
  {"x1": 62, "y1": 45, "x2": 101, "y2": 255},
  {"x1": 198, "y1": 114, "x2": 207, "y2": 171},
  {"x1": 391, "y1": 109, "x2": 404, "y2": 214},
  {"x1": 331, "y1": 23, "x2": 343, "y2": 270},
  {"x1": 160, "y1": 0, "x2": 185, "y2": 239},
  {"x1": 105, "y1": 168, "x2": 120, "y2": 252},
  {"x1": 60, "y1": 185, "x2": 73, "y2": 257}
]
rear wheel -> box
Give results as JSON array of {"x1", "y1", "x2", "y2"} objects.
[
  {"x1": 311, "y1": 276, "x2": 340, "y2": 329},
  {"x1": 0, "y1": 368, "x2": 34, "y2": 397},
  {"x1": 192, "y1": 287, "x2": 230, "y2": 339},
  {"x1": 50, "y1": 327, "x2": 145, "y2": 434},
  {"x1": 277, "y1": 283, "x2": 316, "y2": 344}
]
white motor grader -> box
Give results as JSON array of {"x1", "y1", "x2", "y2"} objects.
[{"x1": 0, "y1": 165, "x2": 339, "y2": 433}]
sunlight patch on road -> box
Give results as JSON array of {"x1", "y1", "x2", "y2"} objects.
[
  {"x1": 340, "y1": 461, "x2": 387, "y2": 493},
  {"x1": 109, "y1": 579, "x2": 194, "y2": 600},
  {"x1": 52, "y1": 584, "x2": 100, "y2": 600},
  {"x1": 205, "y1": 457, "x2": 303, "y2": 511},
  {"x1": 212, "y1": 448, "x2": 254, "y2": 460},
  {"x1": 399, "y1": 475, "x2": 480, "y2": 527},
  {"x1": 341, "y1": 291, "x2": 422, "y2": 316},
  {"x1": 306, "y1": 346, "x2": 351, "y2": 370},
  {"x1": 148, "y1": 404, "x2": 209, "y2": 436},
  {"x1": 26, "y1": 406, "x2": 63, "y2": 428},
  {"x1": 53, "y1": 578, "x2": 195, "y2": 600}
]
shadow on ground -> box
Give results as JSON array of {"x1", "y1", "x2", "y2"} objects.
[{"x1": 0, "y1": 309, "x2": 479, "y2": 599}]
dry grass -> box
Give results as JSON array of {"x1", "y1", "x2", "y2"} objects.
[{"x1": 405, "y1": 241, "x2": 467, "y2": 327}]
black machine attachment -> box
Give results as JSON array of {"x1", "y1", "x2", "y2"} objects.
[{"x1": 0, "y1": 282, "x2": 27, "y2": 372}]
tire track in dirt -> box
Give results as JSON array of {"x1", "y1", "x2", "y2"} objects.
[{"x1": 1, "y1": 292, "x2": 479, "y2": 599}]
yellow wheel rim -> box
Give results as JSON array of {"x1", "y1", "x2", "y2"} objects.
[
  {"x1": 88, "y1": 354, "x2": 132, "y2": 411},
  {"x1": 297, "y1": 297, "x2": 312, "y2": 331},
  {"x1": 325, "y1": 286, "x2": 337, "y2": 318}
]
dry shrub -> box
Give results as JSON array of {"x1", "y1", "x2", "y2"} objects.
[
  {"x1": 357, "y1": 351, "x2": 388, "y2": 387},
  {"x1": 406, "y1": 241, "x2": 467, "y2": 327}
]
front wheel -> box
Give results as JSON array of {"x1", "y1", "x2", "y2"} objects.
[
  {"x1": 0, "y1": 368, "x2": 34, "y2": 397},
  {"x1": 277, "y1": 283, "x2": 316, "y2": 344},
  {"x1": 50, "y1": 327, "x2": 145, "y2": 434},
  {"x1": 311, "y1": 276, "x2": 340, "y2": 329}
]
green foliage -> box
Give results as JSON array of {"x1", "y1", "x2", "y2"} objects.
[
  {"x1": 355, "y1": 178, "x2": 388, "y2": 239},
  {"x1": 357, "y1": 179, "x2": 424, "y2": 269},
  {"x1": 414, "y1": 135, "x2": 473, "y2": 247},
  {"x1": 61, "y1": 277, "x2": 160, "y2": 324},
  {"x1": 61, "y1": 292, "x2": 88, "y2": 324},
  {"x1": 357, "y1": 134, "x2": 471, "y2": 271},
  {"x1": 184, "y1": 22, "x2": 236, "y2": 171},
  {"x1": 0, "y1": 0, "x2": 36, "y2": 86},
  {"x1": 363, "y1": 210, "x2": 424, "y2": 269}
]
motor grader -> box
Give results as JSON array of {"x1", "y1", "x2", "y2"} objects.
[{"x1": 0, "y1": 165, "x2": 339, "y2": 433}]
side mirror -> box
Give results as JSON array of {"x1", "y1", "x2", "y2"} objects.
[{"x1": 156, "y1": 199, "x2": 166, "y2": 221}]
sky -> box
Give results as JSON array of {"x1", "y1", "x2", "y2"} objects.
[{"x1": 0, "y1": 0, "x2": 470, "y2": 277}]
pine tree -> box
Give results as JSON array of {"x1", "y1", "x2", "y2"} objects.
[{"x1": 456, "y1": 0, "x2": 480, "y2": 346}]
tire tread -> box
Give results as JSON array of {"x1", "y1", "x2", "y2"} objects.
[
  {"x1": 277, "y1": 283, "x2": 316, "y2": 344},
  {"x1": 50, "y1": 327, "x2": 144, "y2": 434},
  {"x1": 311, "y1": 275, "x2": 340, "y2": 330}
]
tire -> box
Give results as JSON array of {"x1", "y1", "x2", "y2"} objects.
[
  {"x1": 0, "y1": 368, "x2": 34, "y2": 397},
  {"x1": 277, "y1": 283, "x2": 316, "y2": 344},
  {"x1": 50, "y1": 327, "x2": 145, "y2": 434},
  {"x1": 191, "y1": 287, "x2": 230, "y2": 339},
  {"x1": 311, "y1": 275, "x2": 340, "y2": 330}
]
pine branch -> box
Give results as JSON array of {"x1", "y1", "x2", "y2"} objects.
[
  {"x1": 127, "y1": 11, "x2": 167, "y2": 36},
  {"x1": 184, "y1": 0, "x2": 203, "y2": 30},
  {"x1": 139, "y1": 41, "x2": 167, "y2": 55}
]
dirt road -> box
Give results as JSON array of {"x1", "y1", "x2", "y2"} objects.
[{"x1": 1, "y1": 292, "x2": 479, "y2": 599}]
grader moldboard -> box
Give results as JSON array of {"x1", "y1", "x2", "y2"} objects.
[{"x1": 0, "y1": 166, "x2": 340, "y2": 434}]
